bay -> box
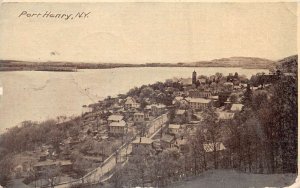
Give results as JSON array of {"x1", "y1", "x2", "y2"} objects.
[{"x1": 0, "y1": 67, "x2": 268, "y2": 132}]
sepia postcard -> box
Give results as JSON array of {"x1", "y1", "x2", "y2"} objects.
[{"x1": 0, "y1": 1, "x2": 298, "y2": 188}]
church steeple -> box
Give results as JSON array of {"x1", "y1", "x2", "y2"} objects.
[{"x1": 192, "y1": 70, "x2": 197, "y2": 85}]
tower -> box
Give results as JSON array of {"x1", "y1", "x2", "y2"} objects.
[{"x1": 192, "y1": 70, "x2": 197, "y2": 85}]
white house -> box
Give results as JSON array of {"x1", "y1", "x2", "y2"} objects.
[
  {"x1": 145, "y1": 103, "x2": 166, "y2": 116},
  {"x1": 217, "y1": 112, "x2": 234, "y2": 121},
  {"x1": 124, "y1": 97, "x2": 140, "y2": 109},
  {"x1": 185, "y1": 97, "x2": 211, "y2": 110},
  {"x1": 168, "y1": 124, "x2": 181, "y2": 135},
  {"x1": 133, "y1": 112, "x2": 145, "y2": 123},
  {"x1": 109, "y1": 120, "x2": 127, "y2": 135},
  {"x1": 132, "y1": 137, "x2": 154, "y2": 153},
  {"x1": 230, "y1": 104, "x2": 244, "y2": 112}
]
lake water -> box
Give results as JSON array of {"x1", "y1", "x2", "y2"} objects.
[{"x1": 0, "y1": 67, "x2": 268, "y2": 132}]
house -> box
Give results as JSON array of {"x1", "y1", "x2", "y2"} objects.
[
  {"x1": 208, "y1": 95, "x2": 219, "y2": 101},
  {"x1": 174, "y1": 109, "x2": 191, "y2": 124},
  {"x1": 109, "y1": 120, "x2": 127, "y2": 135},
  {"x1": 217, "y1": 112, "x2": 234, "y2": 121},
  {"x1": 39, "y1": 154, "x2": 48, "y2": 161},
  {"x1": 82, "y1": 105, "x2": 93, "y2": 114},
  {"x1": 124, "y1": 97, "x2": 140, "y2": 109},
  {"x1": 179, "y1": 78, "x2": 192, "y2": 86},
  {"x1": 193, "y1": 112, "x2": 204, "y2": 121},
  {"x1": 224, "y1": 82, "x2": 234, "y2": 87},
  {"x1": 233, "y1": 85, "x2": 242, "y2": 90},
  {"x1": 185, "y1": 97, "x2": 211, "y2": 110},
  {"x1": 175, "y1": 109, "x2": 185, "y2": 119},
  {"x1": 198, "y1": 78, "x2": 206, "y2": 84},
  {"x1": 60, "y1": 160, "x2": 73, "y2": 172},
  {"x1": 230, "y1": 103, "x2": 244, "y2": 112},
  {"x1": 172, "y1": 96, "x2": 184, "y2": 104},
  {"x1": 145, "y1": 104, "x2": 166, "y2": 116},
  {"x1": 174, "y1": 91, "x2": 185, "y2": 97},
  {"x1": 168, "y1": 124, "x2": 181, "y2": 135},
  {"x1": 161, "y1": 134, "x2": 175, "y2": 149},
  {"x1": 133, "y1": 112, "x2": 146, "y2": 123},
  {"x1": 175, "y1": 137, "x2": 188, "y2": 153},
  {"x1": 132, "y1": 137, "x2": 154, "y2": 154},
  {"x1": 188, "y1": 90, "x2": 212, "y2": 98},
  {"x1": 203, "y1": 142, "x2": 227, "y2": 168},
  {"x1": 107, "y1": 115, "x2": 124, "y2": 123},
  {"x1": 203, "y1": 142, "x2": 226, "y2": 152},
  {"x1": 33, "y1": 160, "x2": 73, "y2": 175}
]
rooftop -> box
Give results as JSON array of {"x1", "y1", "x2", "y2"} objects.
[
  {"x1": 230, "y1": 104, "x2": 244, "y2": 111},
  {"x1": 203, "y1": 142, "x2": 226, "y2": 152},
  {"x1": 176, "y1": 138, "x2": 188, "y2": 145},
  {"x1": 185, "y1": 97, "x2": 211, "y2": 104},
  {"x1": 161, "y1": 134, "x2": 175, "y2": 143},
  {"x1": 209, "y1": 96, "x2": 219, "y2": 100},
  {"x1": 34, "y1": 160, "x2": 72, "y2": 167},
  {"x1": 218, "y1": 112, "x2": 234, "y2": 120},
  {"x1": 169, "y1": 124, "x2": 181, "y2": 129},
  {"x1": 175, "y1": 109, "x2": 185, "y2": 115},
  {"x1": 174, "y1": 96, "x2": 184, "y2": 101},
  {"x1": 132, "y1": 137, "x2": 153, "y2": 144},
  {"x1": 125, "y1": 97, "x2": 137, "y2": 104},
  {"x1": 109, "y1": 120, "x2": 126, "y2": 127},
  {"x1": 224, "y1": 82, "x2": 234, "y2": 86},
  {"x1": 134, "y1": 112, "x2": 144, "y2": 116},
  {"x1": 145, "y1": 103, "x2": 166, "y2": 109},
  {"x1": 108, "y1": 115, "x2": 124, "y2": 121},
  {"x1": 179, "y1": 78, "x2": 192, "y2": 85}
]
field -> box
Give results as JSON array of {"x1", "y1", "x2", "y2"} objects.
[{"x1": 169, "y1": 170, "x2": 297, "y2": 188}]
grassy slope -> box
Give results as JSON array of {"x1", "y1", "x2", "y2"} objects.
[{"x1": 169, "y1": 170, "x2": 296, "y2": 188}]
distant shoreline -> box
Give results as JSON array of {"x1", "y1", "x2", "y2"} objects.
[
  {"x1": 0, "y1": 66, "x2": 267, "y2": 72},
  {"x1": 0, "y1": 56, "x2": 280, "y2": 71},
  {"x1": 0, "y1": 63, "x2": 272, "y2": 72}
]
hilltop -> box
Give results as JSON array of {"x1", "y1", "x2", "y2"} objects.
[{"x1": 186, "y1": 57, "x2": 276, "y2": 69}]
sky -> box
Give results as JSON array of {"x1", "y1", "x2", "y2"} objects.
[{"x1": 0, "y1": 2, "x2": 297, "y2": 63}]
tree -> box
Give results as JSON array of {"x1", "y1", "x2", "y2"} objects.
[
  {"x1": 136, "y1": 122, "x2": 148, "y2": 137},
  {"x1": 42, "y1": 165, "x2": 61, "y2": 188},
  {"x1": 270, "y1": 75, "x2": 297, "y2": 173},
  {"x1": 140, "y1": 86, "x2": 155, "y2": 99},
  {"x1": 0, "y1": 154, "x2": 13, "y2": 186},
  {"x1": 229, "y1": 94, "x2": 238, "y2": 103},
  {"x1": 202, "y1": 107, "x2": 221, "y2": 169},
  {"x1": 234, "y1": 72, "x2": 239, "y2": 79},
  {"x1": 242, "y1": 84, "x2": 252, "y2": 107},
  {"x1": 188, "y1": 128, "x2": 206, "y2": 174},
  {"x1": 111, "y1": 163, "x2": 126, "y2": 188},
  {"x1": 126, "y1": 146, "x2": 154, "y2": 187},
  {"x1": 112, "y1": 145, "x2": 120, "y2": 164}
]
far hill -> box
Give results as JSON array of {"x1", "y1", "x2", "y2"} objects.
[{"x1": 187, "y1": 57, "x2": 276, "y2": 69}]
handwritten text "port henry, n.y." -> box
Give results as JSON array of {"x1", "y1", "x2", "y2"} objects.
[{"x1": 18, "y1": 11, "x2": 91, "y2": 20}]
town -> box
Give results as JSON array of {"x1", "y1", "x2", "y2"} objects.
[{"x1": 0, "y1": 55, "x2": 297, "y2": 188}]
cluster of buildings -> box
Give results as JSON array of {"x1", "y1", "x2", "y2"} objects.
[
  {"x1": 8, "y1": 70, "x2": 249, "y2": 186},
  {"x1": 130, "y1": 70, "x2": 247, "y2": 169},
  {"x1": 107, "y1": 97, "x2": 168, "y2": 137}
]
